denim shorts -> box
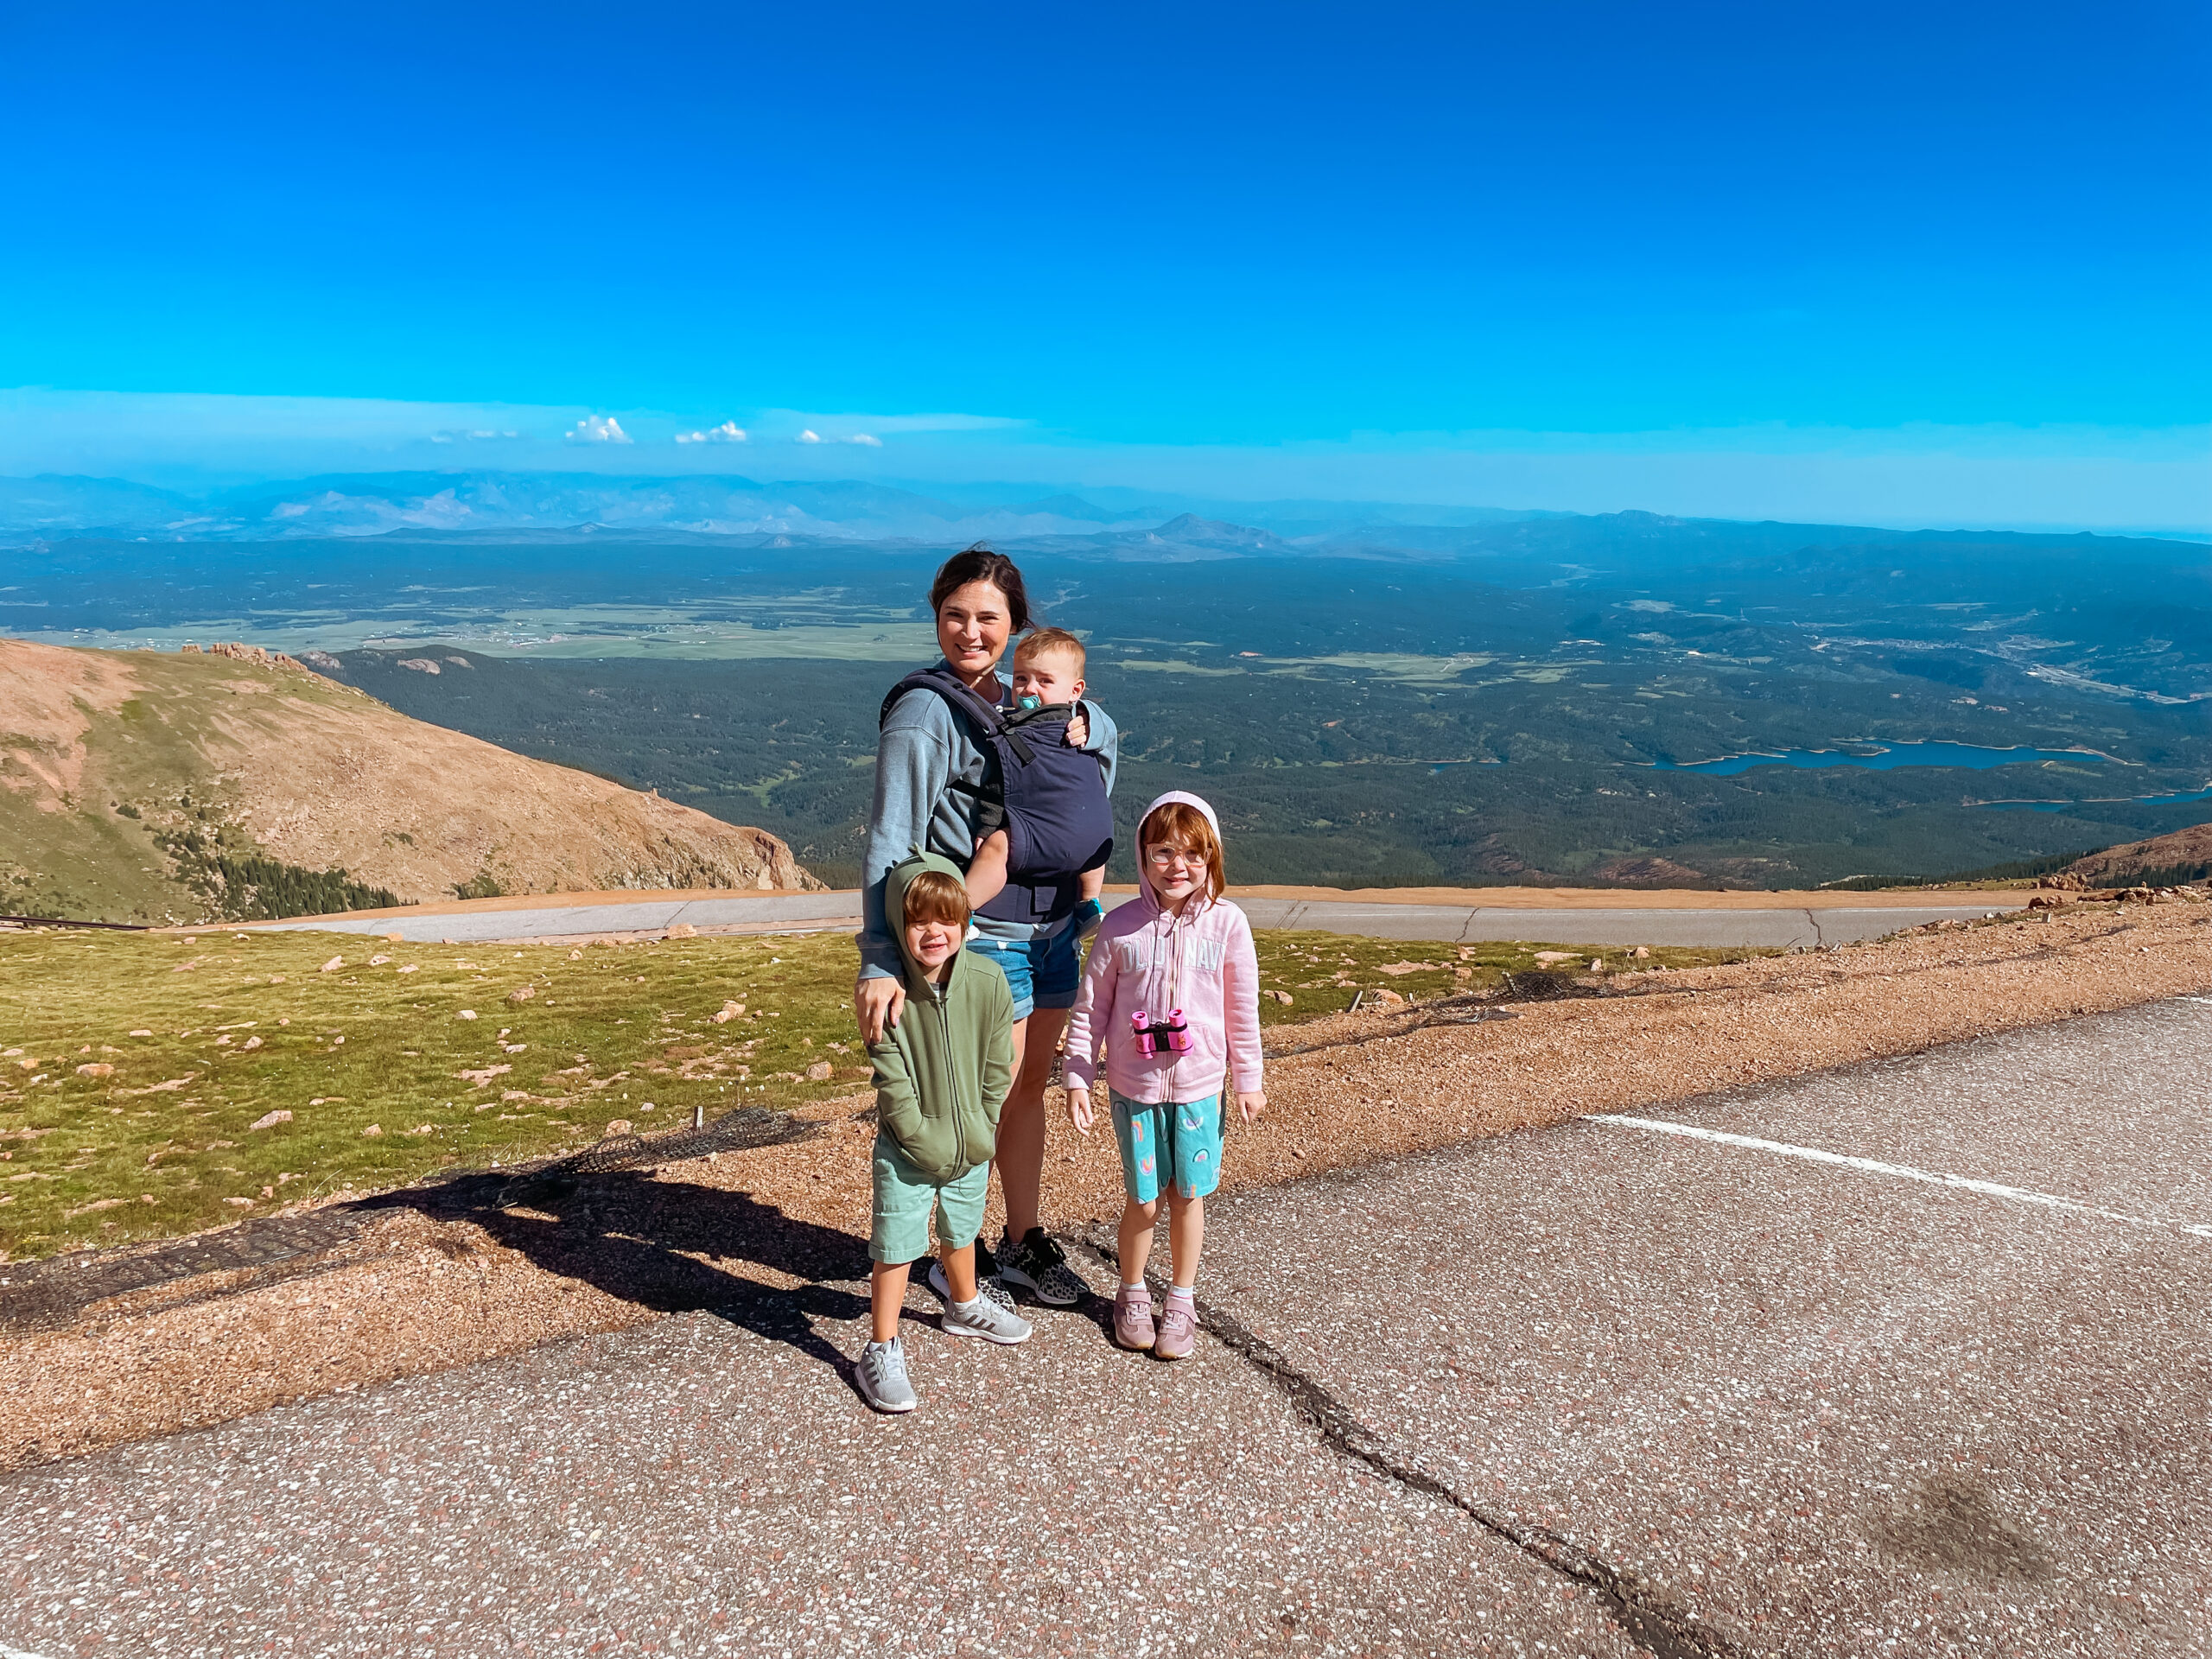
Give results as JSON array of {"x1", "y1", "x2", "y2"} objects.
[
  {"x1": 964, "y1": 924, "x2": 1080, "y2": 1021},
  {"x1": 1110, "y1": 1090, "x2": 1224, "y2": 1205}
]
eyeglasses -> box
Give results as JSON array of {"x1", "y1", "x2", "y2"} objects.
[{"x1": 1146, "y1": 848, "x2": 1206, "y2": 868}]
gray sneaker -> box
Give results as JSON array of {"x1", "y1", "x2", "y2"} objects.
[
  {"x1": 855, "y1": 1337, "x2": 918, "y2": 1413},
  {"x1": 995, "y1": 1228, "x2": 1086, "y2": 1307},
  {"x1": 926, "y1": 1257, "x2": 1016, "y2": 1312},
  {"x1": 941, "y1": 1293, "x2": 1034, "y2": 1345}
]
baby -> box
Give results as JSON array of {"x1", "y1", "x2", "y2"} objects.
[{"x1": 963, "y1": 628, "x2": 1110, "y2": 921}]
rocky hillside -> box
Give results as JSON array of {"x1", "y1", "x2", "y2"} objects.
[
  {"x1": 0, "y1": 639, "x2": 818, "y2": 923},
  {"x1": 2059, "y1": 823, "x2": 2212, "y2": 888}
]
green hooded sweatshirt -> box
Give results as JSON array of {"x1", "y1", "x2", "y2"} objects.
[{"x1": 869, "y1": 850, "x2": 1015, "y2": 1182}]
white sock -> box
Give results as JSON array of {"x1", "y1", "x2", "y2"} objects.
[
  {"x1": 1121, "y1": 1281, "x2": 1147, "y2": 1298},
  {"x1": 1166, "y1": 1284, "x2": 1196, "y2": 1307},
  {"x1": 951, "y1": 1294, "x2": 982, "y2": 1313}
]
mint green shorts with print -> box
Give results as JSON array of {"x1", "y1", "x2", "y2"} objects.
[{"x1": 1109, "y1": 1090, "x2": 1223, "y2": 1205}]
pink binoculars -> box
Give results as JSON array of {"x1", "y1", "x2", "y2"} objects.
[{"x1": 1129, "y1": 1009, "x2": 1193, "y2": 1058}]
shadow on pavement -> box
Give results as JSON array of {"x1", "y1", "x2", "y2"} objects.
[{"x1": 402, "y1": 1173, "x2": 874, "y2": 1377}]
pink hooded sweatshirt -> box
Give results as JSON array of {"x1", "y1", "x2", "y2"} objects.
[{"x1": 1063, "y1": 791, "x2": 1265, "y2": 1105}]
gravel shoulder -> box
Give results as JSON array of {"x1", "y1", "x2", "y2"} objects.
[{"x1": 2, "y1": 895, "x2": 2207, "y2": 1475}]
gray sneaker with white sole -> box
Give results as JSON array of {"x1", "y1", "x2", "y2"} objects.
[
  {"x1": 941, "y1": 1293, "x2": 1034, "y2": 1344},
  {"x1": 855, "y1": 1337, "x2": 918, "y2": 1413},
  {"x1": 927, "y1": 1257, "x2": 1016, "y2": 1312}
]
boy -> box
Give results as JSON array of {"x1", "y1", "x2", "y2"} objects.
[
  {"x1": 961, "y1": 626, "x2": 1111, "y2": 928},
  {"x1": 856, "y1": 850, "x2": 1033, "y2": 1413}
]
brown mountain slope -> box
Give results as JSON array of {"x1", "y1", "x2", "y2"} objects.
[
  {"x1": 0, "y1": 639, "x2": 817, "y2": 923},
  {"x1": 2063, "y1": 822, "x2": 2212, "y2": 887}
]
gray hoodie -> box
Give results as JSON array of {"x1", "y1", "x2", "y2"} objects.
[{"x1": 856, "y1": 662, "x2": 1119, "y2": 982}]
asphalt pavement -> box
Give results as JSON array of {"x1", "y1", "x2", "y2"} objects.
[
  {"x1": 248, "y1": 890, "x2": 2012, "y2": 949},
  {"x1": 5, "y1": 998, "x2": 2203, "y2": 1657}
]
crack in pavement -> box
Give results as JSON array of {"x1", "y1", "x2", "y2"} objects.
[{"x1": 1069, "y1": 1227, "x2": 1738, "y2": 1659}]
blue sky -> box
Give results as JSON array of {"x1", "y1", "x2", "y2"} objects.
[{"x1": 3, "y1": 2, "x2": 2206, "y2": 527}]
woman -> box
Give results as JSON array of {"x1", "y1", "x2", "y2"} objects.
[{"x1": 853, "y1": 545, "x2": 1115, "y2": 1307}]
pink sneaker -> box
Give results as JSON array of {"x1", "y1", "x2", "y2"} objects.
[
  {"x1": 1113, "y1": 1285, "x2": 1156, "y2": 1351},
  {"x1": 1154, "y1": 1299, "x2": 1197, "y2": 1361}
]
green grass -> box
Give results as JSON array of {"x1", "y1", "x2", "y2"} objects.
[
  {"x1": 0, "y1": 922, "x2": 1767, "y2": 1262},
  {"x1": 0, "y1": 925, "x2": 874, "y2": 1262}
]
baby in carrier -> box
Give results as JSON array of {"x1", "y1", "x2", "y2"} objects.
[{"x1": 961, "y1": 627, "x2": 1112, "y2": 922}]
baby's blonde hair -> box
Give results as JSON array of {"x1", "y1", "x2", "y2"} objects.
[{"x1": 1014, "y1": 626, "x2": 1086, "y2": 674}]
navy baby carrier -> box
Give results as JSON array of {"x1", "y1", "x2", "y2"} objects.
[{"x1": 880, "y1": 667, "x2": 1114, "y2": 925}]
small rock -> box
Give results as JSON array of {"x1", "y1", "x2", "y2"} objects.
[
  {"x1": 1632, "y1": 945, "x2": 1652, "y2": 959},
  {"x1": 711, "y1": 1001, "x2": 746, "y2": 1024},
  {"x1": 241, "y1": 1035, "x2": 262, "y2": 1051},
  {"x1": 320, "y1": 956, "x2": 344, "y2": 973},
  {"x1": 408, "y1": 1123, "x2": 437, "y2": 1136},
  {"x1": 224, "y1": 1196, "x2": 255, "y2": 1208},
  {"x1": 1266, "y1": 989, "x2": 1294, "y2": 1005},
  {"x1": 75, "y1": 1062, "x2": 115, "y2": 1077},
  {"x1": 249, "y1": 1109, "x2": 293, "y2": 1130},
  {"x1": 666, "y1": 923, "x2": 698, "y2": 938},
  {"x1": 369, "y1": 954, "x2": 391, "y2": 966},
  {"x1": 397, "y1": 963, "x2": 417, "y2": 974},
  {"x1": 804, "y1": 1061, "x2": 834, "y2": 1081},
  {"x1": 360, "y1": 1123, "x2": 383, "y2": 1137},
  {"x1": 1589, "y1": 958, "x2": 1605, "y2": 971},
  {"x1": 129, "y1": 1029, "x2": 153, "y2": 1037},
  {"x1": 506, "y1": 985, "x2": 536, "y2": 1004},
  {"x1": 1372, "y1": 988, "x2": 1406, "y2": 1007},
  {"x1": 385, "y1": 931, "x2": 405, "y2": 943},
  {"x1": 457, "y1": 1009, "x2": 479, "y2": 1020},
  {"x1": 606, "y1": 1119, "x2": 633, "y2": 1135}
]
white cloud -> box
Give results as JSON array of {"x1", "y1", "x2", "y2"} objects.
[
  {"x1": 847, "y1": 432, "x2": 883, "y2": 447},
  {"x1": 676, "y1": 421, "x2": 747, "y2": 444},
  {"x1": 796, "y1": 429, "x2": 822, "y2": 443},
  {"x1": 566, "y1": 416, "x2": 632, "y2": 444},
  {"x1": 794, "y1": 428, "x2": 880, "y2": 446}
]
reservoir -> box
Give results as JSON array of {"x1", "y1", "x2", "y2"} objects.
[{"x1": 1648, "y1": 741, "x2": 2117, "y2": 778}]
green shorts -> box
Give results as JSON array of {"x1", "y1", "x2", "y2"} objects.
[{"x1": 869, "y1": 1130, "x2": 991, "y2": 1265}]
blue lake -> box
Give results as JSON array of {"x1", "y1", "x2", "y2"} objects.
[
  {"x1": 1648, "y1": 742, "x2": 2115, "y2": 778},
  {"x1": 1991, "y1": 785, "x2": 2212, "y2": 813}
]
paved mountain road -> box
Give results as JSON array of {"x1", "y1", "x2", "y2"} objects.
[
  {"x1": 4, "y1": 998, "x2": 2203, "y2": 1657},
  {"x1": 245, "y1": 889, "x2": 2015, "y2": 949}
]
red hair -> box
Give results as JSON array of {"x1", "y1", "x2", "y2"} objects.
[{"x1": 1139, "y1": 801, "x2": 1226, "y2": 901}]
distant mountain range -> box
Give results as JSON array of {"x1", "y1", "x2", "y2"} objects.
[{"x1": 0, "y1": 469, "x2": 1563, "y2": 548}]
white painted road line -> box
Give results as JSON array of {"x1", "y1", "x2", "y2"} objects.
[{"x1": 1589, "y1": 1113, "x2": 2212, "y2": 1240}]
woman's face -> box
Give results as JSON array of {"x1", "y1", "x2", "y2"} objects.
[{"x1": 936, "y1": 580, "x2": 1014, "y2": 682}]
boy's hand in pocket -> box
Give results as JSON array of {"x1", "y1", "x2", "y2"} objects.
[
  {"x1": 1065, "y1": 1084, "x2": 1096, "y2": 1135},
  {"x1": 1236, "y1": 1090, "x2": 1267, "y2": 1124}
]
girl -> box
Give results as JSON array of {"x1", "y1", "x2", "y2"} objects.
[{"x1": 1061, "y1": 791, "x2": 1266, "y2": 1359}]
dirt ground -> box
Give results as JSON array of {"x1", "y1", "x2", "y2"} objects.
[{"x1": 3, "y1": 892, "x2": 2206, "y2": 1473}]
